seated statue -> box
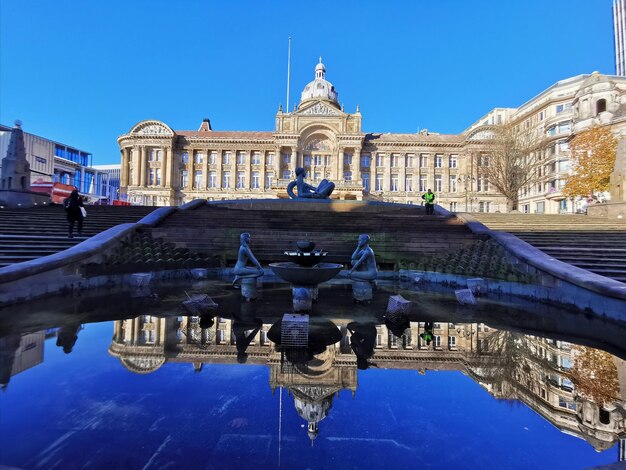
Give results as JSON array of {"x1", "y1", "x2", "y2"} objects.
[
  {"x1": 348, "y1": 234, "x2": 378, "y2": 281},
  {"x1": 232, "y1": 232, "x2": 264, "y2": 286},
  {"x1": 287, "y1": 167, "x2": 335, "y2": 199}
]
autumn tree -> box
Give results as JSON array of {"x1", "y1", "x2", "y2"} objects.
[
  {"x1": 562, "y1": 126, "x2": 617, "y2": 198},
  {"x1": 481, "y1": 123, "x2": 543, "y2": 211},
  {"x1": 568, "y1": 345, "x2": 620, "y2": 407}
]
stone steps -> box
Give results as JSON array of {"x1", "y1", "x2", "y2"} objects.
[{"x1": 0, "y1": 205, "x2": 156, "y2": 267}]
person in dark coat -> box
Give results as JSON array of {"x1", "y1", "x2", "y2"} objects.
[{"x1": 63, "y1": 189, "x2": 84, "y2": 238}]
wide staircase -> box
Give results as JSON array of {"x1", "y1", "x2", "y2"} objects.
[
  {"x1": 0, "y1": 205, "x2": 155, "y2": 268},
  {"x1": 469, "y1": 213, "x2": 626, "y2": 283},
  {"x1": 151, "y1": 202, "x2": 483, "y2": 269}
]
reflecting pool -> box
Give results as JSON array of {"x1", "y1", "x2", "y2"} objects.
[{"x1": 1, "y1": 279, "x2": 625, "y2": 469}]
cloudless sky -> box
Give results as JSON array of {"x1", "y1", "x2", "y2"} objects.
[{"x1": 0, "y1": 0, "x2": 615, "y2": 164}]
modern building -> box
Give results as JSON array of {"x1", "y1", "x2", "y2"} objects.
[
  {"x1": 616, "y1": 0, "x2": 626, "y2": 76},
  {"x1": 119, "y1": 62, "x2": 626, "y2": 213},
  {"x1": 91, "y1": 164, "x2": 121, "y2": 203},
  {"x1": 0, "y1": 123, "x2": 108, "y2": 202}
]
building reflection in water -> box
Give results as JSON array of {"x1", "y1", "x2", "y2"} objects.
[
  {"x1": 108, "y1": 313, "x2": 626, "y2": 457},
  {"x1": 0, "y1": 329, "x2": 59, "y2": 390}
]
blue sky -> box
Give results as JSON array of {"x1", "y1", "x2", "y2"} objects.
[{"x1": 0, "y1": 0, "x2": 615, "y2": 165}]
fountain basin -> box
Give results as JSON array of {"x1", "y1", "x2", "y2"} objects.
[{"x1": 269, "y1": 262, "x2": 343, "y2": 286}]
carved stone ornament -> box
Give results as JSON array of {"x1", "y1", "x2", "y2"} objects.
[
  {"x1": 133, "y1": 123, "x2": 174, "y2": 136},
  {"x1": 292, "y1": 385, "x2": 339, "y2": 401},
  {"x1": 300, "y1": 103, "x2": 341, "y2": 116}
]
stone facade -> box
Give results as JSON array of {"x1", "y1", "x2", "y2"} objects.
[{"x1": 119, "y1": 63, "x2": 626, "y2": 214}]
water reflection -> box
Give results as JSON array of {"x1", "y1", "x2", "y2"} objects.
[{"x1": 106, "y1": 312, "x2": 626, "y2": 452}]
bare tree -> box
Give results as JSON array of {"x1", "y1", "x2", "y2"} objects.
[{"x1": 481, "y1": 123, "x2": 543, "y2": 211}]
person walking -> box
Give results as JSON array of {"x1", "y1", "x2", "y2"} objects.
[
  {"x1": 421, "y1": 188, "x2": 435, "y2": 215},
  {"x1": 63, "y1": 189, "x2": 85, "y2": 238}
]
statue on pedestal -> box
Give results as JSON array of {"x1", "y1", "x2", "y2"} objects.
[
  {"x1": 348, "y1": 234, "x2": 378, "y2": 281},
  {"x1": 287, "y1": 167, "x2": 335, "y2": 199},
  {"x1": 232, "y1": 232, "x2": 264, "y2": 287}
]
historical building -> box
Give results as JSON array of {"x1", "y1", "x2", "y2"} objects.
[
  {"x1": 119, "y1": 62, "x2": 626, "y2": 214},
  {"x1": 108, "y1": 314, "x2": 626, "y2": 453}
]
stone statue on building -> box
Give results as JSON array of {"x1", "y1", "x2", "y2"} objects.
[
  {"x1": 232, "y1": 232, "x2": 264, "y2": 286},
  {"x1": 348, "y1": 234, "x2": 378, "y2": 281},
  {"x1": 287, "y1": 167, "x2": 335, "y2": 199}
]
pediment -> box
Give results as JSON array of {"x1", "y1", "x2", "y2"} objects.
[
  {"x1": 130, "y1": 120, "x2": 175, "y2": 137},
  {"x1": 296, "y1": 101, "x2": 343, "y2": 117}
]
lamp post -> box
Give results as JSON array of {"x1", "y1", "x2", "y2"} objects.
[{"x1": 457, "y1": 175, "x2": 475, "y2": 212}]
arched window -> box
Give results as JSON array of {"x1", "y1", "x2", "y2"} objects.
[
  {"x1": 599, "y1": 408, "x2": 610, "y2": 425},
  {"x1": 596, "y1": 99, "x2": 607, "y2": 115}
]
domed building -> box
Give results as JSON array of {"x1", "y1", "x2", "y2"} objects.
[{"x1": 118, "y1": 62, "x2": 626, "y2": 214}]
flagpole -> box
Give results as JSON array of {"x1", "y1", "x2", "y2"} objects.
[{"x1": 286, "y1": 37, "x2": 291, "y2": 113}]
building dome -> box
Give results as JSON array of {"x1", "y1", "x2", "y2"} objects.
[{"x1": 300, "y1": 57, "x2": 339, "y2": 108}]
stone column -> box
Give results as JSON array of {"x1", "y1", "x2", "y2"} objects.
[
  {"x1": 162, "y1": 147, "x2": 170, "y2": 187},
  {"x1": 399, "y1": 153, "x2": 406, "y2": 192},
  {"x1": 186, "y1": 149, "x2": 194, "y2": 191},
  {"x1": 120, "y1": 147, "x2": 129, "y2": 188},
  {"x1": 139, "y1": 146, "x2": 147, "y2": 187},
  {"x1": 202, "y1": 148, "x2": 209, "y2": 191}
]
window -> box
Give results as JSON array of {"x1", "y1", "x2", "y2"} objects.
[
  {"x1": 181, "y1": 152, "x2": 189, "y2": 164},
  {"x1": 449, "y1": 202, "x2": 457, "y2": 212},
  {"x1": 434, "y1": 175, "x2": 442, "y2": 192},
  {"x1": 435, "y1": 154, "x2": 443, "y2": 168},
  {"x1": 325, "y1": 155, "x2": 331, "y2": 166},
  {"x1": 479, "y1": 201, "x2": 491, "y2": 212},
  {"x1": 194, "y1": 153, "x2": 204, "y2": 164},
  {"x1": 419, "y1": 154, "x2": 428, "y2": 168},
  {"x1": 556, "y1": 103, "x2": 572, "y2": 114},
  {"x1": 266, "y1": 153, "x2": 274, "y2": 165},
  {"x1": 265, "y1": 173, "x2": 274, "y2": 189},
  {"x1": 406, "y1": 154, "x2": 414, "y2": 167},
  {"x1": 478, "y1": 155, "x2": 490, "y2": 167},
  {"x1": 209, "y1": 171, "x2": 217, "y2": 188},
  {"x1": 375, "y1": 174, "x2": 384, "y2": 191},
  {"x1": 223, "y1": 152, "x2": 231, "y2": 165},
  {"x1": 251, "y1": 171, "x2": 260, "y2": 189},
  {"x1": 558, "y1": 396, "x2": 576, "y2": 411},
  {"x1": 538, "y1": 111, "x2": 544, "y2": 121},
  {"x1": 237, "y1": 171, "x2": 245, "y2": 188},
  {"x1": 180, "y1": 170, "x2": 188, "y2": 188},
  {"x1": 344, "y1": 153, "x2": 353, "y2": 165},
  {"x1": 282, "y1": 153, "x2": 291, "y2": 163},
  {"x1": 449, "y1": 176, "x2": 457, "y2": 193},
  {"x1": 434, "y1": 335, "x2": 441, "y2": 349},
  {"x1": 314, "y1": 172, "x2": 322, "y2": 180},
  {"x1": 149, "y1": 168, "x2": 162, "y2": 186},
  {"x1": 194, "y1": 171, "x2": 202, "y2": 188},
  {"x1": 449, "y1": 155, "x2": 458, "y2": 168},
  {"x1": 558, "y1": 121, "x2": 571, "y2": 134},
  {"x1": 419, "y1": 175, "x2": 427, "y2": 192},
  {"x1": 223, "y1": 171, "x2": 231, "y2": 188},
  {"x1": 448, "y1": 336, "x2": 457, "y2": 349},
  {"x1": 149, "y1": 149, "x2": 161, "y2": 162},
  {"x1": 252, "y1": 152, "x2": 261, "y2": 165},
  {"x1": 361, "y1": 154, "x2": 371, "y2": 167},
  {"x1": 362, "y1": 173, "x2": 370, "y2": 191},
  {"x1": 282, "y1": 170, "x2": 291, "y2": 179},
  {"x1": 477, "y1": 176, "x2": 490, "y2": 192},
  {"x1": 344, "y1": 171, "x2": 352, "y2": 181},
  {"x1": 391, "y1": 154, "x2": 400, "y2": 167},
  {"x1": 546, "y1": 125, "x2": 557, "y2": 137},
  {"x1": 376, "y1": 154, "x2": 384, "y2": 167},
  {"x1": 390, "y1": 175, "x2": 399, "y2": 192},
  {"x1": 209, "y1": 152, "x2": 217, "y2": 164},
  {"x1": 237, "y1": 152, "x2": 246, "y2": 164},
  {"x1": 304, "y1": 155, "x2": 312, "y2": 166},
  {"x1": 314, "y1": 155, "x2": 323, "y2": 166},
  {"x1": 405, "y1": 176, "x2": 412, "y2": 192},
  {"x1": 596, "y1": 99, "x2": 607, "y2": 115}
]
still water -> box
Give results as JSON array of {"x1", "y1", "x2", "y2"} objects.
[{"x1": 1, "y1": 279, "x2": 625, "y2": 469}]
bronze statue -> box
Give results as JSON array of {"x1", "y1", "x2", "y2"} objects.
[
  {"x1": 287, "y1": 167, "x2": 335, "y2": 199},
  {"x1": 232, "y1": 232, "x2": 264, "y2": 286},
  {"x1": 348, "y1": 234, "x2": 378, "y2": 281}
]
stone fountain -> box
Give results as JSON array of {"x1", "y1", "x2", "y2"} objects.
[{"x1": 269, "y1": 240, "x2": 343, "y2": 312}]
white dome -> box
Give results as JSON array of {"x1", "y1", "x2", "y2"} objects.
[{"x1": 300, "y1": 58, "x2": 339, "y2": 107}]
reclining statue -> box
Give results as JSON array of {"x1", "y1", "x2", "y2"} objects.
[
  {"x1": 348, "y1": 234, "x2": 378, "y2": 281},
  {"x1": 287, "y1": 167, "x2": 335, "y2": 199},
  {"x1": 232, "y1": 232, "x2": 264, "y2": 286}
]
